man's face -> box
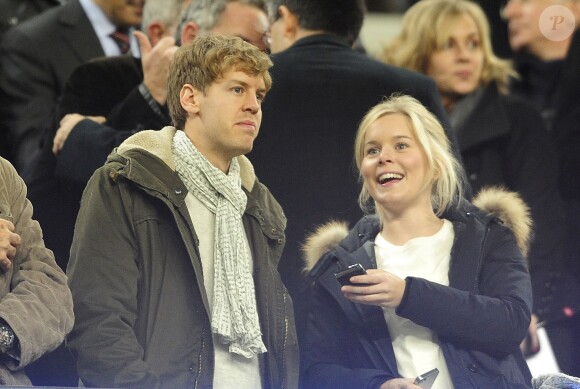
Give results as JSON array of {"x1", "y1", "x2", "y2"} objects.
[
  {"x1": 96, "y1": 0, "x2": 144, "y2": 28},
  {"x1": 210, "y1": 2, "x2": 270, "y2": 52},
  {"x1": 185, "y1": 70, "x2": 267, "y2": 170},
  {"x1": 503, "y1": 0, "x2": 555, "y2": 53}
]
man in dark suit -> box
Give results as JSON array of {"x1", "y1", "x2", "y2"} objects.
[
  {"x1": 0, "y1": 0, "x2": 65, "y2": 158},
  {"x1": 0, "y1": 0, "x2": 65, "y2": 41},
  {"x1": 249, "y1": 0, "x2": 462, "y2": 301},
  {"x1": 0, "y1": 0, "x2": 143, "y2": 180}
]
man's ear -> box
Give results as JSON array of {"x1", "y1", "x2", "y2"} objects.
[
  {"x1": 180, "y1": 84, "x2": 201, "y2": 115},
  {"x1": 279, "y1": 5, "x2": 299, "y2": 40},
  {"x1": 181, "y1": 22, "x2": 200, "y2": 45},
  {"x1": 146, "y1": 22, "x2": 166, "y2": 46}
]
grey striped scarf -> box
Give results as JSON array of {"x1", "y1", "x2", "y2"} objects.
[{"x1": 172, "y1": 130, "x2": 266, "y2": 358}]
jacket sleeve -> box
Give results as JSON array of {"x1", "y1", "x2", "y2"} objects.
[
  {"x1": 0, "y1": 158, "x2": 74, "y2": 369},
  {"x1": 396, "y1": 223, "x2": 532, "y2": 355},
  {"x1": 298, "y1": 275, "x2": 396, "y2": 389},
  {"x1": 57, "y1": 59, "x2": 168, "y2": 131},
  {"x1": 66, "y1": 167, "x2": 161, "y2": 388},
  {"x1": 55, "y1": 119, "x2": 133, "y2": 185}
]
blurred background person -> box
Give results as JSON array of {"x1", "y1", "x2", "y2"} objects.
[
  {"x1": 0, "y1": 0, "x2": 144, "y2": 181},
  {"x1": 0, "y1": 0, "x2": 66, "y2": 158},
  {"x1": 502, "y1": 0, "x2": 580, "y2": 128},
  {"x1": 502, "y1": 0, "x2": 580, "y2": 376}
]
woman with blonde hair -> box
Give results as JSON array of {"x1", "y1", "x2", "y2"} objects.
[
  {"x1": 297, "y1": 95, "x2": 533, "y2": 389},
  {"x1": 383, "y1": 0, "x2": 579, "y2": 370}
]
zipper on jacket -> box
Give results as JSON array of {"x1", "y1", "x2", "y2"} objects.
[
  {"x1": 281, "y1": 292, "x2": 288, "y2": 389},
  {"x1": 193, "y1": 326, "x2": 206, "y2": 389},
  {"x1": 473, "y1": 224, "x2": 491, "y2": 293}
]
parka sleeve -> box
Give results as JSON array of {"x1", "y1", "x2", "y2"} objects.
[
  {"x1": 396, "y1": 222, "x2": 532, "y2": 354},
  {"x1": 66, "y1": 166, "x2": 161, "y2": 388},
  {"x1": 0, "y1": 158, "x2": 74, "y2": 369},
  {"x1": 297, "y1": 270, "x2": 397, "y2": 389}
]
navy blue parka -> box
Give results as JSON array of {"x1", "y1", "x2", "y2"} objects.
[{"x1": 297, "y1": 189, "x2": 533, "y2": 389}]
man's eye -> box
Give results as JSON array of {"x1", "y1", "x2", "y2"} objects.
[
  {"x1": 233, "y1": 87, "x2": 243, "y2": 94},
  {"x1": 256, "y1": 93, "x2": 265, "y2": 103}
]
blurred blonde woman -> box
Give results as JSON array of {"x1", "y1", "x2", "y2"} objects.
[{"x1": 382, "y1": 0, "x2": 580, "y2": 372}]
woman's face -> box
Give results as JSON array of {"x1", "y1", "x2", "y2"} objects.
[
  {"x1": 360, "y1": 113, "x2": 433, "y2": 216},
  {"x1": 426, "y1": 14, "x2": 484, "y2": 109}
]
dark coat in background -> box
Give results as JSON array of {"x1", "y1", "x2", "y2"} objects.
[
  {"x1": 509, "y1": 28, "x2": 580, "y2": 376},
  {"x1": 26, "y1": 54, "x2": 163, "y2": 274},
  {"x1": 0, "y1": 0, "x2": 104, "y2": 178},
  {"x1": 454, "y1": 82, "x2": 579, "y2": 325},
  {"x1": 249, "y1": 34, "x2": 461, "y2": 301},
  {"x1": 0, "y1": 0, "x2": 63, "y2": 159},
  {"x1": 553, "y1": 29, "x2": 580, "y2": 276}
]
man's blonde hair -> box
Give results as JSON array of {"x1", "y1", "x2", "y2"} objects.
[
  {"x1": 382, "y1": 0, "x2": 516, "y2": 93},
  {"x1": 167, "y1": 34, "x2": 273, "y2": 130}
]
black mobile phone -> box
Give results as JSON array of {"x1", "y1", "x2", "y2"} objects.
[
  {"x1": 413, "y1": 368, "x2": 439, "y2": 389},
  {"x1": 334, "y1": 263, "x2": 367, "y2": 286}
]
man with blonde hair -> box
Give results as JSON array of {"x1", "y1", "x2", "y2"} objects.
[{"x1": 66, "y1": 34, "x2": 298, "y2": 388}]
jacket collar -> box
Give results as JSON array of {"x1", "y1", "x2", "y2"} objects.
[
  {"x1": 114, "y1": 126, "x2": 256, "y2": 193},
  {"x1": 303, "y1": 187, "x2": 532, "y2": 273},
  {"x1": 285, "y1": 33, "x2": 350, "y2": 51},
  {"x1": 57, "y1": 0, "x2": 105, "y2": 61}
]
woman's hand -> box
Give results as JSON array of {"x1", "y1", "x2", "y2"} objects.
[
  {"x1": 379, "y1": 378, "x2": 421, "y2": 389},
  {"x1": 520, "y1": 314, "x2": 539, "y2": 355},
  {"x1": 342, "y1": 269, "x2": 406, "y2": 308}
]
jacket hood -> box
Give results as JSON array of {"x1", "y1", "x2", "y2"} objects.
[
  {"x1": 115, "y1": 126, "x2": 256, "y2": 192},
  {"x1": 302, "y1": 187, "x2": 532, "y2": 272}
]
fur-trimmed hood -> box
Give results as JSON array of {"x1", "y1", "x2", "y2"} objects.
[
  {"x1": 114, "y1": 126, "x2": 257, "y2": 192},
  {"x1": 302, "y1": 187, "x2": 532, "y2": 272}
]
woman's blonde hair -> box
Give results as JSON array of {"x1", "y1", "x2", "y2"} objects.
[
  {"x1": 381, "y1": 0, "x2": 516, "y2": 93},
  {"x1": 354, "y1": 95, "x2": 464, "y2": 219}
]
